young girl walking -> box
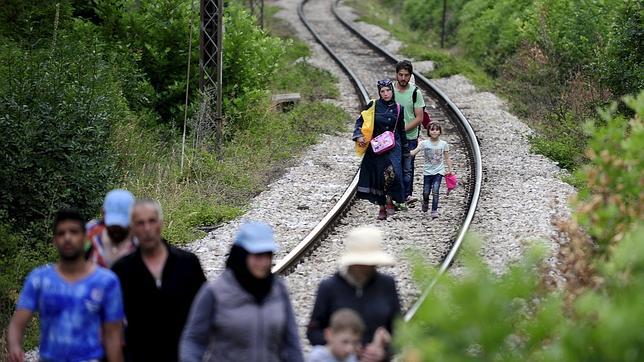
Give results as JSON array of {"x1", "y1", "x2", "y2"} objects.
[{"x1": 410, "y1": 122, "x2": 453, "y2": 218}]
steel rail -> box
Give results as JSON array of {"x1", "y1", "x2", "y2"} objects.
[
  {"x1": 331, "y1": 0, "x2": 482, "y2": 321},
  {"x1": 271, "y1": 0, "x2": 373, "y2": 275}
]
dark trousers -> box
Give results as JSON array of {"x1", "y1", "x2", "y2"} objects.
[
  {"x1": 403, "y1": 138, "x2": 418, "y2": 198},
  {"x1": 423, "y1": 174, "x2": 443, "y2": 212}
]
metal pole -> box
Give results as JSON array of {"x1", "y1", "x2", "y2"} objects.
[
  {"x1": 200, "y1": 0, "x2": 223, "y2": 154},
  {"x1": 440, "y1": 0, "x2": 447, "y2": 48},
  {"x1": 246, "y1": 0, "x2": 264, "y2": 28}
]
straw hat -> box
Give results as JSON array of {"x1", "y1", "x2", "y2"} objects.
[{"x1": 339, "y1": 226, "x2": 395, "y2": 267}]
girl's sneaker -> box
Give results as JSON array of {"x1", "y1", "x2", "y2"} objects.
[
  {"x1": 431, "y1": 211, "x2": 439, "y2": 219},
  {"x1": 421, "y1": 201, "x2": 429, "y2": 212},
  {"x1": 378, "y1": 209, "x2": 387, "y2": 220}
]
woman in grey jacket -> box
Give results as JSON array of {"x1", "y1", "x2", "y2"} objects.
[{"x1": 179, "y1": 222, "x2": 304, "y2": 362}]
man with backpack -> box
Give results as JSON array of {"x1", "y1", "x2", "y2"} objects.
[{"x1": 393, "y1": 60, "x2": 426, "y2": 204}]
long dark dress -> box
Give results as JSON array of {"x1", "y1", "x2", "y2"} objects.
[{"x1": 352, "y1": 99, "x2": 408, "y2": 205}]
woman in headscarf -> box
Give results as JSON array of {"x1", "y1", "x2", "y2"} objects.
[
  {"x1": 179, "y1": 222, "x2": 303, "y2": 362},
  {"x1": 352, "y1": 79, "x2": 408, "y2": 220},
  {"x1": 307, "y1": 226, "x2": 401, "y2": 362}
]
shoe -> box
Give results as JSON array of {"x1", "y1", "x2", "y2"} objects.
[
  {"x1": 421, "y1": 201, "x2": 429, "y2": 212},
  {"x1": 386, "y1": 203, "x2": 395, "y2": 216},
  {"x1": 378, "y1": 209, "x2": 387, "y2": 220},
  {"x1": 431, "y1": 211, "x2": 439, "y2": 219},
  {"x1": 406, "y1": 195, "x2": 418, "y2": 204}
]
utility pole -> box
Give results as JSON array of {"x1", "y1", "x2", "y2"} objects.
[
  {"x1": 246, "y1": 0, "x2": 264, "y2": 28},
  {"x1": 440, "y1": 0, "x2": 447, "y2": 48},
  {"x1": 200, "y1": 0, "x2": 224, "y2": 154}
]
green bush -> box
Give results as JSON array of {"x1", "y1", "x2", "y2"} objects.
[
  {"x1": 529, "y1": 0, "x2": 618, "y2": 75},
  {"x1": 397, "y1": 91, "x2": 644, "y2": 361},
  {"x1": 574, "y1": 92, "x2": 644, "y2": 253},
  {"x1": 402, "y1": 0, "x2": 468, "y2": 46},
  {"x1": 399, "y1": 228, "x2": 644, "y2": 361},
  {"x1": 346, "y1": 0, "x2": 493, "y2": 89},
  {"x1": 0, "y1": 30, "x2": 128, "y2": 232},
  {"x1": 398, "y1": 239, "x2": 563, "y2": 361},
  {"x1": 458, "y1": 0, "x2": 533, "y2": 74},
  {"x1": 0, "y1": 221, "x2": 55, "y2": 352},
  {"x1": 597, "y1": 0, "x2": 644, "y2": 98},
  {"x1": 554, "y1": 226, "x2": 644, "y2": 361},
  {"x1": 0, "y1": 0, "x2": 73, "y2": 43},
  {"x1": 222, "y1": 2, "x2": 285, "y2": 128},
  {"x1": 529, "y1": 112, "x2": 589, "y2": 170},
  {"x1": 100, "y1": 0, "x2": 199, "y2": 124}
]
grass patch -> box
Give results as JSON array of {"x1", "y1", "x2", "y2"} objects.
[
  {"x1": 113, "y1": 7, "x2": 348, "y2": 245},
  {"x1": 272, "y1": 61, "x2": 341, "y2": 101},
  {"x1": 528, "y1": 110, "x2": 591, "y2": 171},
  {"x1": 346, "y1": 0, "x2": 493, "y2": 89},
  {"x1": 267, "y1": 5, "x2": 340, "y2": 100},
  {"x1": 115, "y1": 100, "x2": 347, "y2": 244}
]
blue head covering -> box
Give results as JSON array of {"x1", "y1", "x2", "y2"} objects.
[
  {"x1": 103, "y1": 189, "x2": 135, "y2": 227},
  {"x1": 233, "y1": 221, "x2": 278, "y2": 254}
]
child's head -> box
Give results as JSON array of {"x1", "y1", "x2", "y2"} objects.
[
  {"x1": 427, "y1": 122, "x2": 442, "y2": 138},
  {"x1": 324, "y1": 309, "x2": 365, "y2": 360}
]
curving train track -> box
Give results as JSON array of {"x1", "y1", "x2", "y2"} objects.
[{"x1": 274, "y1": 0, "x2": 482, "y2": 324}]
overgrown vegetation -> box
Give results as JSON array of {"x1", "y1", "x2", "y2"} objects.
[
  {"x1": 349, "y1": 0, "x2": 642, "y2": 171},
  {"x1": 397, "y1": 92, "x2": 644, "y2": 361},
  {"x1": 346, "y1": 0, "x2": 492, "y2": 87},
  {"x1": 1, "y1": 0, "x2": 347, "y2": 355}
]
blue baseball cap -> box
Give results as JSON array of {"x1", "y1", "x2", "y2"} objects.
[
  {"x1": 103, "y1": 189, "x2": 135, "y2": 227},
  {"x1": 233, "y1": 221, "x2": 278, "y2": 254}
]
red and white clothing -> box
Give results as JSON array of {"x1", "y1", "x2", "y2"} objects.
[{"x1": 86, "y1": 219, "x2": 137, "y2": 267}]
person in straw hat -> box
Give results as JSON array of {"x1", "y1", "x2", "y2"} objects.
[{"x1": 307, "y1": 226, "x2": 401, "y2": 362}]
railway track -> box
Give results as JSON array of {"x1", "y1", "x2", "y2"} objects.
[{"x1": 275, "y1": 0, "x2": 482, "y2": 323}]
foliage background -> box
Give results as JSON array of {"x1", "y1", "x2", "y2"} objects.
[{"x1": 0, "y1": 0, "x2": 347, "y2": 355}]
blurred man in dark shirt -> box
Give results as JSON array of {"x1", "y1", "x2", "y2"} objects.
[{"x1": 112, "y1": 199, "x2": 206, "y2": 361}]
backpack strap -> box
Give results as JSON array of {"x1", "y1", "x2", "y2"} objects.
[
  {"x1": 395, "y1": 103, "x2": 401, "y2": 129},
  {"x1": 412, "y1": 87, "x2": 424, "y2": 138}
]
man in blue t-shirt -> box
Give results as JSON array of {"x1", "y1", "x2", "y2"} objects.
[{"x1": 6, "y1": 209, "x2": 124, "y2": 362}]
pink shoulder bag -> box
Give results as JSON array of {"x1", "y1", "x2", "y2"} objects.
[{"x1": 370, "y1": 104, "x2": 400, "y2": 155}]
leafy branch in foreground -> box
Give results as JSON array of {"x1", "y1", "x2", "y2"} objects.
[{"x1": 398, "y1": 91, "x2": 644, "y2": 361}]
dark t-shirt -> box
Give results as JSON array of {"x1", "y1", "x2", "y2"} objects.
[
  {"x1": 112, "y1": 241, "x2": 206, "y2": 361},
  {"x1": 307, "y1": 271, "x2": 401, "y2": 346}
]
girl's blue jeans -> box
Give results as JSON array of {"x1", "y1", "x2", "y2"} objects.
[{"x1": 423, "y1": 174, "x2": 443, "y2": 212}]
